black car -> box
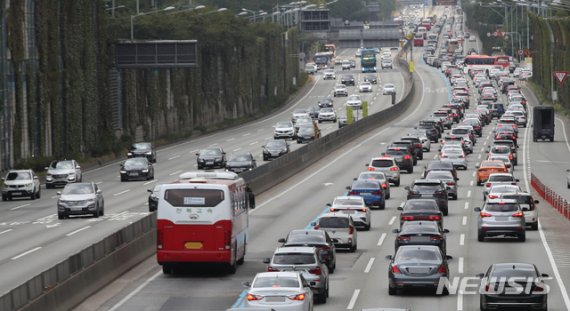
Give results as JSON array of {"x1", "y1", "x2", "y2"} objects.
[
  {"x1": 120, "y1": 158, "x2": 154, "y2": 181},
  {"x1": 393, "y1": 221, "x2": 449, "y2": 253},
  {"x1": 388, "y1": 245, "x2": 452, "y2": 295},
  {"x1": 390, "y1": 141, "x2": 418, "y2": 164},
  {"x1": 307, "y1": 106, "x2": 320, "y2": 119},
  {"x1": 225, "y1": 152, "x2": 256, "y2": 173},
  {"x1": 340, "y1": 74, "x2": 356, "y2": 86},
  {"x1": 397, "y1": 199, "x2": 444, "y2": 229},
  {"x1": 405, "y1": 179, "x2": 449, "y2": 215},
  {"x1": 383, "y1": 147, "x2": 414, "y2": 173},
  {"x1": 318, "y1": 97, "x2": 334, "y2": 108},
  {"x1": 262, "y1": 139, "x2": 289, "y2": 161},
  {"x1": 399, "y1": 137, "x2": 424, "y2": 160},
  {"x1": 363, "y1": 74, "x2": 378, "y2": 84},
  {"x1": 147, "y1": 184, "x2": 162, "y2": 212},
  {"x1": 278, "y1": 229, "x2": 337, "y2": 273},
  {"x1": 416, "y1": 123, "x2": 440, "y2": 142},
  {"x1": 419, "y1": 120, "x2": 442, "y2": 139},
  {"x1": 196, "y1": 147, "x2": 226, "y2": 169},
  {"x1": 478, "y1": 263, "x2": 549, "y2": 311},
  {"x1": 424, "y1": 160, "x2": 458, "y2": 181},
  {"x1": 127, "y1": 142, "x2": 157, "y2": 163},
  {"x1": 296, "y1": 125, "x2": 320, "y2": 144}
]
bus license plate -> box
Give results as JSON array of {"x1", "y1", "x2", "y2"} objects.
[{"x1": 184, "y1": 242, "x2": 203, "y2": 250}]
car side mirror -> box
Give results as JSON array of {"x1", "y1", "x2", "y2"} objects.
[
  {"x1": 325, "y1": 203, "x2": 332, "y2": 207},
  {"x1": 475, "y1": 165, "x2": 480, "y2": 169},
  {"x1": 331, "y1": 238, "x2": 339, "y2": 243},
  {"x1": 515, "y1": 179, "x2": 520, "y2": 182},
  {"x1": 56, "y1": 191, "x2": 62, "y2": 196},
  {"x1": 242, "y1": 281, "x2": 251, "y2": 288},
  {"x1": 476, "y1": 273, "x2": 485, "y2": 278},
  {"x1": 33, "y1": 176, "x2": 39, "y2": 180},
  {"x1": 195, "y1": 153, "x2": 199, "y2": 156},
  {"x1": 516, "y1": 145, "x2": 519, "y2": 148},
  {"x1": 392, "y1": 229, "x2": 400, "y2": 233},
  {"x1": 474, "y1": 207, "x2": 481, "y2": 212},
  {"x1": 397, "y1": 206, "x2": 403, "y2": 211},
  {"x1": 534, "y1": 200, "x2": 540, "y2": 204},
  {"x1": 278, "y1": 238, "x2": 286, "y2": 243},
  {"x1": 456, "y1": 178, "x2": 460, "y2": 181},
  {"x1": 76, "y1": 166, "x2": 81, "y2": 169},
  {"x1": 385, "y1": 255, "x2": 393, "y2": 260},
  {"x1": 262, "y1": 258, "x2": 271, "y2": 264},
  {"x1": 541, "y1": 273, "x2": 550, "y2": 278},
  {"x1": 310, "y1": 222, "x2": 317, "y2": 227},
  {"x1": 404, "y1": 186, "x2": 410, "y2": 191},
  {"x1": 96, "y1": 189, "x2": 102, "y2": 194},
  {"x1": 44, "y1": 167, "x2": 49, "y2": 171},
  {"x1": 446, "y1": 255, "x2": 453, "y2": 260},
  {"x1": 353, "y1": 178, "x2": 357, "y2": 181},
  {"x1": 346, "y1": 186, "x2": 351, "y2": 190},
  {"x1": 443, "y1": 229, "x2": 450, "y2": 233},
  {"x1": 365, "y1": 163, "x2": 369, "y2": 167}
]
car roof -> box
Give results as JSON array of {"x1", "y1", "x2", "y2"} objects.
[
  {"x1": 319, "y1": 212, "x2": 351, "y2": 219},
  {"x1": 255, "y1": 271, "x2": 300, "y2": 279},
  {"x1": 274, "y1": 246, "x2": 317, "y2": 254},
  {"x1": 413, "y1": 179, "x2": 442, "y2": 184},
  {"x1": 288, "y1": 229, "x2": 326, "y2": 236},
  {"x1": 485, "y1": 198, "x2": 518, "y2": 204}
]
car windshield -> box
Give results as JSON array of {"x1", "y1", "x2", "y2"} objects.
[
  {"x1": 6, "y1": 172, "x2": 32, "y2": 181},
  {"x1": 489, "y1": 175, "x2": 514, "y2": 182},
  {"x1": 491, "y1": 147, "x2": 510, "y2": 154},
  {"x1": 490, "y1": 185, "x2": 519, "y2": 194},
  {"x1": 385, "y1": 84, "x2": 394, "y2": 88},
  {"x1": 371, "y1": 159, "x2": 394, "y2": 168},
  {"x1": 405, "y1": 200, "x2": 438, "y2": 210},
  {"x1": 298, "y1": 127, "x2": 313, "y2": 135},
  {"x1": 386, "y1": 149, "x2": 406, "y2": 156},
  {"x1": 352, "y1": 181, "x2": 378, "y2": 189},
  {"x1": 359, "y1": 173, "x2": 386, "y2": 181},
  {"x1": 52, "y1": 161, "x2": 74, "y2": 169},
  {"x1": 229, "y1": 154, "x2": 250, "y2": 162},
  {"x1": 452, "y1": 129, "x2": 469, "y2": 135},
  {"x1": 124, "y1": 158, "x2": 148, "y2": 166},
  {"x1": 199, "y1": 149, "x2": 221, "y2": 157},
  {"x1": 266, "y1": 141, "x2": 284, "y2": 148},
  {"x1": 395, "y1": 248, "x2": 442, "y2": 263},
  {"x1": 334, "y1": 198, "x2": 363, "y2": 206},
  {"x1": 401, "y1": 222, "x2": 440, "y2": 234},
  {"x1": 293, "y1": 109, "x2": 307, "y2": 114},
  {"x1": 62, "y1": 183, "x2": 94, "y2": 195},
  {"x1": 132, "y1": 143, "x2": 151, "y2": 150},
  {"x1": 273, "y1": 253, "x2": 315, "y2": 265},
  {"x1": 320, "y1": 108, "x2": 334, "y2": 113},
  {"x1": 253, "y1": 276, "x2": 299, "y2": 288},
  {"x1": 426, "y1": 172, "x2": 453, "y2": 180},
  {"x1": 428, "y1": 162, "x2": 452, "y2": 170},
  {"x1": 348, "y1": 95, "x2": 360, "y2": 101},
  {"x1": 491, "y1": 266, "x2": 537, "y2": 279},
  {"x1": 502, "y1": 195, "x2": 531, "y2": 205},
  {"x1": 318, "y1": 217, "x2": 349, "y2": 228},
  {"x1": 485, "y1": 203, "x2": 519, "y2": 212},
  {"x1": 287, "y1": 232, "x2": 326, "y2": 244},
  {"x1": 276, "y1": 122, "x2": 292, "y2": 128}
]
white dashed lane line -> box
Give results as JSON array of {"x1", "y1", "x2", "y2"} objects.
[
  {"x1": 10, "y1": 204, "x2": 30, "y2": 211},
  {"x1": 11, "y1": 247, "x2": 42, "y2": 260},
  {"x1": 388, "y1": 216, "x2": 397, "y2": 226},
  {"x1": 462, "y1": 216, "x2": 467, "y2": 226},
  {"x1": 0, "y1": 229, "x2": 13, "y2": 236},
  {"x1": 460, "y1": 233, "x2": 465, "y2": 246},
  {"x1": 169, "y1": 170, "x2": 183, "y2": 176},
  {"x1": 377, "y1": 233, "x2": 387, "y2": 246},
  {"x1": 364, "y1": 257, "x2": 375, "y2": 273},
  {"x1": 66, "y1": 226, "x2": 91, "y2": 237},
  {"x1": 113, "y1": 190, "x2": 130, "y2": 197},
  {"x1": 168, "y1": 155, "x2": 180, "y2": 160}
]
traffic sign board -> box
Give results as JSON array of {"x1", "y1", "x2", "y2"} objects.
[{"x1": 553, "y1": 71, "x2": 569, "y2": 86}]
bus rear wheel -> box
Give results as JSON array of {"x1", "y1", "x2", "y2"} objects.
[{"x1": 162, "y1": 264, "x2": 174, "y2": 275}]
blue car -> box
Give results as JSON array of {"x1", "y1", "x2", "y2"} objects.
[{"x1": 346, "y1": 180, "x2": 385, "y2": 209}]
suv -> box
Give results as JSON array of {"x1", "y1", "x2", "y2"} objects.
[
  {"x1": 312, "y1": 213, "x2": 357, "y2": 252},
  {"x1": 333, "y1": 84, "x2": 348, "y2": 97},
  {"x1": 45, "y1": 159, "x2": 82, "y2": 188},
  {"x1": 263, "y1": 247, "x2": 330, "y2": 303},
  {"x1": 127, "y1": 142, "x2": 157, "y2": 163},
  {"x1": 195, "y1": 147, "x2": 226, "y2": 169},
  {"x1": 501, "y1": 192, "x2": 540, "y2": 230},
  {"x1": 1, "y1": 169, "x2": 41, "y2": 201},
  {"x1": 483, "y1": 173, "x2": 519, "y2": 200},
  {"x1": 405, "y1": 179, "x2": 449, "y2": 215},
  {"x1": 273, "y1": 121, "x2": 296, "y2": 139},
  {"x1": 389, "y1": 141, "x2": 417, "y2": 164},
  {"x1": 475, "y1": 198, "x2": 526, "y2": 242},
  {"x1": 278, "y1": 229, "x2": 337, "y2": 273},
  {"x1": 322, "y1": 69, "x2": 336, "y2": 80},
  {"x1": 366, "y1": 157, "x2": 401, "y2": 186},
  {"x1": 318, "y1": 107, "x2": 337, "y2": 123},
  {"x1": 57, "y1": 182, "x2": 104, "y2": 219},
  {"x1": 399, "y1": 137, "x2": 424, "y2": 160},
  {"x1": 383, "y1": 147, "x2": 414, "y2": 173}
]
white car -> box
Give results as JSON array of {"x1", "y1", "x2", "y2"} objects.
[
  {"x1": 500, "y1": 192, "x2": 540, "y2": 230},
  {"x1": 318, "y1": 107, "x2": 337, "y2": 123},
  {"x1": 381, "y1": 59, "x2": 393, "y2": 69},
  {"x1": 483, "y1": 173, "x2": 520, "y2": 200},
  {"x1": 291, "y1": 109, "x2": 310, "y2": 123},
  {"x1": 334, "y1": 84, "x2": 348, "y2": 97},
  {"x1": 1, "y1": 169, "x2": 41, "y2": 201},
  {"x1": 382, "y1": 83, "x2": 396, "y2": 95},
  {"x1": 359, "y1": 82, "x2": 373, "y2": 93},
  {"x1": 341, "y1": 60, "x2": 351, "y2": 70},
  {"x1": 328, "y1": 196, "x2": 371, "y2": 230},
  {"x1": 345, "y1": 94, "x2": 362, "y2": 109},
  {"x1": 304, "y1": 63, "x2": 317, "y2": 74},
  {"x1": 244, "y1": 271, "x2": 314, "y2": 311},
  {"x1": 273, "y1": 121, "x2": 296, "y2": 139},
  {"x1": 322, "y1": 69, "x2": 336, "y2": 80}
]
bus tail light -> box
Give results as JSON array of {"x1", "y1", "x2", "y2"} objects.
[{"x1": 157, "y1": 229, "x2": 164, "y2": 249}]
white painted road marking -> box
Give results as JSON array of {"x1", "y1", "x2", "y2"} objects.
[
  {"x1": 460, "y1": 234, "x2": 465, "y2": 246},
  {"x1": 113, "y1": 190, "x2": 131, "y2": 196},
  {"x1": 364, "y1": 257, "x2": 375, "y2": 273},
  {"x1": 66, "y1": 226, "x2": 91, "y2": 236},
  {"x1": 168, "y1": 155, "x2": 180, "y2": 160},
  {"x1": 143, "y1": 180, "x2": 157, "y2": 186},
  {"x1": 458, "y1": 257, "x2": 464, "y2": 274},
  {"x1": 464, "y1": 202, "x2": 469, "y2": 210},
  {"x1": 462, "y1": 216, "x2": 467, "y2": 226},
  {"x1": 169, "y1": 170, "x2": 182, "y2": 176},
  {"x1": 467, "y1": 190, "x2": 471, "y2": 198},
  {"x1": 388, "y1": 216, "x2": 396, "y2": 226},
  {"x1": 346, "y1": 289, "x2": 360, "y2": 310},
  {"x1": 12, "y1": 247, "x2": 42, "y2": 260},
  {"x1": 377, "y1": 233, "x2": 387, "y2": 246},
  {"x1": 249, "y1": 141, "x2": 258, "y2": 146},
  {"x1": 10, "y1": 204, "x2": 30, "y2": 211},
  {"x1": 0, "y1": 229, "x2": 13, "y2": 236}
]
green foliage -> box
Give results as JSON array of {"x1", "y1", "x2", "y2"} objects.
[
  {"x1": 362, "y1": 101, "x2": 368, "y2": 118},
  {"x1": 346, "y1": 106, "x2": 353, "y2": 124}
]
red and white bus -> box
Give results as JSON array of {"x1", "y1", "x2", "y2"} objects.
[
  {"x1": 463, "y1": 55, "x2": 510, "y2": 74},
  {"x1": 156, "y1": 171, "x2": 252, "y2": 274}
]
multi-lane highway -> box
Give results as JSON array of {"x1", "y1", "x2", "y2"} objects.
[
  {"x1": 74, "y1": 20, "x2": 570, "y2": 311},
  {"x1": 0, "y1": 48, "x2": 407, "y2": 298}
]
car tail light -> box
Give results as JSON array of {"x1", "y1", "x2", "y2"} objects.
[
  {"x1": 157, "y1": 229, "x2": 164, "y2": 249},
  {"x1": 485, "y1": 182, "x2": 491, "y2": 188},
  {"x1": 309, "y1": 267, "x2": 322, "y2": 275},
  {"x1": 288, "y1": 293, "x2": 306, "y2": 301},
  {"x1": 390, "y1": 166, "x2": 399, "y2": 171},
  {"x1": 404, "y1": 155, "x2": 411, "y2": 160},
  {"x1": 533, "y1": 285, "x2": 545, "y2": 292},
  {"x1": 480, "y1": 211, "x2": 493, "y2": 218},
  {"x1": 372, "y1": 190, "x2": 382, "y2": 195},
  {"x1": 415, "y1": 143, "x2": 422, "y2": 148},
  {"x1": 488, "y1": 194, "x2": 498, "y2": 199},
  {"x1": 447, "y1": 182, "x2": 455, "y2": 186},
  {"x1": 508, "y1": 154, "x2": 513, "y2": 160},
  {"x1": 313, "y1": 224, "x2": 320, "y2": 229},
  {"x1": 431, "y1": 235, "x2": 443, "y2": 241},
  {"x1": 381, "y1": 183, "x2": 388, "y2": 189},
  {"x1": 349, "y1": 225, "x2": 354, "y2": 234},
  {"x1": 438, "y1": 265, "x2": 448, "y2": 274},
  {"x1": 401, "y1": 216, "x2": 415, "y2": 221},
  {"x1": 267, "y1": 266, "x2": 279, "y2": 272},
  {"x1": 247, "y1": 294, "x2": 263, "y2": 301},
  {"x1": 512, "y1": 211, "x2": 524, "y2": 217},
  {"x1": 367, "y1": 166, "x2": 375, "y2": 171},
  {"x1": 349, "y1": 191, "x2": 357, "y2": 196},
  {"x1": 391, "y1": 265, "x2": 402, "y2": 273},
  {"x1": 428, "y1": 215, "x2": 441, "y2": 221},
  {"x1": 398, "y1": 236, "x2": 410, "y2": 241},
  {"x1": 329, "y1": 208, "x2": 336, "y2": 212},
  {"x1": 360, "y1": 208, "x2": 368, "y2": 212}
]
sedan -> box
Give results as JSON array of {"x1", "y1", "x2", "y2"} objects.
[
  {"x1": 340, "y1": 74, "x2": 356, "y2": 86},
  {"x1": 244, "y1": 272, "x2": 314, "y2": 310},
  {"x1": 363, "y1": 74, "x2": 378, "y2": 84},
  {"x1": 405, "y1": 180, "x2": 449, "y2": 216},
  {"x1": 439, "y1": 148, "x2": 468, "y2": 170},
  {"x1": 347, "y1": 180, "x2": 385, "y2": 210},
  {"x1": 196, "y1": 147, "x2": 226, "y2": 169},
  {"x1": 262, "y1": 139, "x2": 290, "y2": 161},
  {"x1": 383, "y1": 83, "x2": 396, "y2": 95},
  {"x1": 278, "y1": 229, "x2": 336, "y2": 273},
  {"x1": 359, "y1": 82, "x2": 373, "y2": 93},
  {"x1": 357, "y1": 171, "x2": 391, "y2": 199},
  {"x1": 120, "y1": 158, "x2": 154, "y2": 181},
  {"x1": 328, "y1": 196, "x2": 371, "y2": 230},
  {"x1": 57, "y1": 182, "x2": 104, "y2": 219},
  {"x1": 226, "y1": 152, "x2": 256, "y2": 173},
  {"x1": 345, "y1": 95, "x2": 362, "y2": 110},
  {"x1": 297, "y1": 126, "x2": 320, "y2": 144},
  {"x1": 478, "y1": 263, "x2": 548, "y2": 311},
  {"x1": 398, "y1": 199, "x2": 444, "y2": 229},
  {"x1": 127, "y1": 142, "x2": 157, "y2": 163},
  {"x1": 393, "y1": 221, "x2": 449, "y2": 253},
  {"x1": 475, "y1": 198, "x2": 526, "y2": 242},
  {"x1": 388, "y1": 245, "x2": 452, "y2": 295}
]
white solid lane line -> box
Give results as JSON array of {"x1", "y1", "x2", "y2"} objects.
[
  {"x1": 388, "y1": 216, "x2": 396, "y2": 226},
  {"x1": 108, "y1": 270, "x2": 163, "y2": 311},
  {"x1": 0, "y1": 229, "x2": 13, "y2": 236},
  {"x1": 12, "y1": 247, "x2": 42, "y2": 260},
  {"x1": 113, "y1": 190, "x2": 131, "y2": 197},
  {"x1": 364, "y1": 257, "x2": 375, "y2": 273},
  {"x1": 346, "y1": 289, "x2": 360, "y2": 310},
  {"x1": 66, "y1": 226, "x2": 91, "y2": 237},
  {"x1": 459, "y1": 233, "x2": 465, "y2": 246},
  {"x1": 10, "y1": 204, "x2": 30, "y2": 211},
  {"x1": 377, "y1": 233, "x2": 387, "y2": 246}
]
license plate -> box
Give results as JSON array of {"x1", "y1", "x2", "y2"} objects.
[
  {"x1": 360, "y1": 192, "x2": 371, "y2": 196},
  {"x1": 412, "y1": 236, "x2": 432, "y2": 242},
  {"x1": 129, "y1": 172, "x2": 138, "y2": 176},
  {"x1": 265, "y1": 296, "x2": 286, "y2": 302},
  {"x1": 407, "y1": 267, "x2": 431, "y2": 274},
  {"x1": 11, "y1": 192, "x2": 21, "y2": 196},
  {"x1": 184, "y1": 242, "x2": 203, "y2": 250},
  {"x1": 206, "y1": 161, "x2": 214, "y2": 165},
  {"x1": 71, "y1": 207, "x2": 83, "y2": 211}
]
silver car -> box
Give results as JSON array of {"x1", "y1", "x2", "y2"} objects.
[
  {"x1": 439, "y1": 148, "x2": 468, "y2": 170},
  {"x1": 45, "y1": 159, "x2": 82, "y2": 188},
  {"x1": 366, "y1": 157, "x2": 401, "y2": 187},
  {"x1": 475, "y1": 198, "x2": 526, "y2": 242},
  {"x1": 312, "y1": 213, "x2": 357, "y2": 252},
  {"x1": 345, "y1": 95, "x2": 362, "y2": 109},
  {"x1": 487, "y1": 184, "x2": 521, "y2": 201},
  {"x1": 243, "y1": 272, "x2": 314, "y2": 311},
  {"x1": 57, "y1": 182, "x2": 104, "y2": 219},
  {"x1": 501, "y1": 192, "x2": 540, "y2": 230},
  {"x1": 274, "y1": 121, "x2": 296, "y2": 139},
  {"x1": 334, "y1": 84, "x2": 348, "y2": 97},
  {"x1": 483, "y1": 173, "x2": 519, "y2": 200},
  {"x1": 425, "y1": 170, "x2": 458, "y2": 200},
  {"x1": 328, "y1": 196, "x2": 371, "y2": 230},
  {"x1": 382, "y1": 83, "x2": 396, "y2": 95},
  {"x1": 263, "y1": 247, "x2": 329, "y2": 304}
]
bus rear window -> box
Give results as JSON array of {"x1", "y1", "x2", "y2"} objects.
[{"x1": 164, "y1": 189, "x2": 224, "y2": 207}]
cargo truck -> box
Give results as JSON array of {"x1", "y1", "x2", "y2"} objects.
[{"x1": 533, "y1": 106, "x2": 555, "y2": 142}]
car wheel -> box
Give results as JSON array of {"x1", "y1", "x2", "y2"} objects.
[
  {"x1": 394, "y1": 179, "x2": 400, "y2": 187},
  {"x1": 388, "y1": 285, "x2": 397, "y2": 295},
  {"x1": 58, "y1": 213, "x2": 66, "y2": 220},
  {"x1": 30, "y1": 191, "x2": 36, "y2": 200},
  {"x1": 46, "y1": 184, "x2": 53, "y2": 189},
  {"x1": 453, "y1": 194, "x2": 458, "y2": 200},
  {"x1": 120, "y1": 176, "x2": 126, "y2": 182},
  {"x1": 442, "y1": 208, "x2": 448, "y2": 216},
  {"x1": 94, "y1": 206, "x2": 100, "y2": 218},
  {"x1": 407, "y1": 167, "x2": 413, "y2": 174},
  {"x1": 530, "y1": 222, "x2": 538, "y2": 231},
  {"x1": 329, "y1": 263, "x2": 335, "y2": 274},
  {"x1": 478, "y1": 231, "x2": 485, "y2": 242},
  {"x1": 477, "y1": 180, "x2": 482, "y2": 186},
  {"x1": 36, "y1": 188, "x2": 41, "y2": 199},
  {"x1": 1, "y1": 194, "x2": 6, "y2": 201},
  {"x1": 518, "y1": 232, "x2": 526, "y2": 242},
  {"x1": 350, "y1": 243, "x2": 357, "y2": 253}
]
